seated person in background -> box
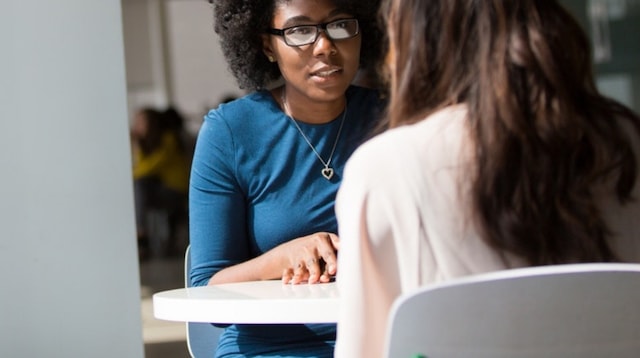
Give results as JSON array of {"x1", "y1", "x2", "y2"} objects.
[
  {"x1": 334, "y1": 1, "x2": 640, "y2": 357},
  {"x1": 163, "y1": 106, "x2": 197, "y2": 163},
  {"x1": 131, "y1": 107, "x2": 190, "y2": 260}
]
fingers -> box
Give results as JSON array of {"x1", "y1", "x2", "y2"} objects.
[
  {"x1": 281, "y1": 268, "x2": 293, "y2": 284},
  {"x1": 281, "y1": 232, "x2": 339, "y2": 284},
  {"x1": 328, "y1": 232, "x2": 340, "y2": 250},
  {"x1": 319, "y1": 234, "x2": 338, "y2": 277},
  {"x1": 306, "y1": 233, "x2": 338, "y2": 282},
  {"x1": 305, "y1": 257, "x2": 322, "y2": 284},
  {"x1": 292, "y1": 261, "x2": 309, "y2": 285},
  {"x1": 283, "y1": 260, "x2": 310, "y2": 285}
]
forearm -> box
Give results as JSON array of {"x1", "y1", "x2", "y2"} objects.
[
  {"x1": 208, "y1": 249, "x2": 285, "y2": 285},
  {"x1": 207, "y1": 232, "x2": 340, "y2": 285}
]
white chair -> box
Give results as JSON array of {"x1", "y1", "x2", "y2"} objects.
[
  {"x1": 384, "y1": 263, "x2": 640, "y2": 358},
  {"x1": 184, "y1": 245, "x2": 225, "y2": 358}
]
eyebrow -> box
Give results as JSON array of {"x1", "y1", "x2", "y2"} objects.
[{"x1": 281, "y1": 9, "x2": 352, "y2": 28}]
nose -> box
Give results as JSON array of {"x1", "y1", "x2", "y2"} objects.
[{"x1": 312, "y1": 30, "x2": 337, "y2": 56}]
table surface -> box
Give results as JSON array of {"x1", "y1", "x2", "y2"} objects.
[{"x1": 153, "y1": 280, "x2": 339, "y2": 324}]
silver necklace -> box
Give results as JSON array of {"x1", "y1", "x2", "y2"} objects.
[{"x1": 281, "y1": 89, "x2": 347, "y2": 180}]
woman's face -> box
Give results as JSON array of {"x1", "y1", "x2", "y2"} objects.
[
  {"x1": 132, "y1": 112, "x2": 149, "y2": 137},
  {"x1": 262, "y1": 0, "x2": 361, "y2": 104}
]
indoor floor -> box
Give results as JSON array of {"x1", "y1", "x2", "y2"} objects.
[{"x1": 140, "y1": 255, "x2": 191, "y2": 358}]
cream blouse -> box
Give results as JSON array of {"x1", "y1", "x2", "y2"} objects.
[{"x1": 333, "y1": 105, "x2": 640, "y2": 358}]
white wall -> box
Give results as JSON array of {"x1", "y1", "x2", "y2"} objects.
[
  {"x1": 164, "y1": 0, "x2": 242, "y2": 131},
  {"x1": 0, "y1": 1, "x2": 144, "y2": 357},
  {"x1": 122, "y1": 0, "x2": 243, "y2": 134},
  {"x1": 122, "y1": 0, "x2": 171, "y2": 115}
]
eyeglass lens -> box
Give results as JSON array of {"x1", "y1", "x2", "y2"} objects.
[{"x1": 285, "y1": 19, "x2": 358, "y2": 46}]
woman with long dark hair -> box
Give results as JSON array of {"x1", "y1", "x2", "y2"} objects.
[{"x1": 334, "y1": 1, "x2": 640, "y2": 356}]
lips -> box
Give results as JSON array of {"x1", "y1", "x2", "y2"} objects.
[{"x1": 310, "y1": 67, "x2": 342, "y2": 77}]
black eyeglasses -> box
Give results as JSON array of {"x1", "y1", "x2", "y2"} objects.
[{"x1": 267, "y1": 18, "x2": 359, "y2": 47}]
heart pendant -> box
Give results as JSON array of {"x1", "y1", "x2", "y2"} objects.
[{"x1": 321, "y1": 167, "x2": 334, "y2": 180}]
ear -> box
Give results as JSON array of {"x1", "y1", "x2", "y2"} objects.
[{"x1": 261, "y1": 34, "x2": 276, "y2": 63}]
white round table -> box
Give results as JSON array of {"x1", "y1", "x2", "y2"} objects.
[{"x1": 153, "y1": 280, "x2": 339, "y2": 324}]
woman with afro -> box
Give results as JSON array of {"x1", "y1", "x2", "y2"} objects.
[{"x1": 188, "y1": 0, "x2": 384, "y2": 356}]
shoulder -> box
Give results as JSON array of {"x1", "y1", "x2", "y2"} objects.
[
  {"x1": 343, "y1": 85, "x2": 386, "y2": 135},
  {"x1": 344, "y1": 105, "x2": 469, "y2": 187},
  {"x1": 205, "y1": 91, "x2": 275, "y2": 123},
  {"x1": 200, "y1": 91, "x2": 278, "y2": 135},
  {"x1": 352, "y1": 105, "x2": 467, "y2": 161}
]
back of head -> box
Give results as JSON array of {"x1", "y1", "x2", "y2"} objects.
[
  {"x1": 382, "y1": 0, "x2": 640, "y2": 265},
  {"x1": 383, "y1": 0, "x2": 603, "y2": 124},
  {"x1": 162, "y1": 106, "x2": 185, "y2": 132}
]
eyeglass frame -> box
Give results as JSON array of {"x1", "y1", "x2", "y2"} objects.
[{"x1": 266, "y1": 18, "x2": 360, "y2": 47}]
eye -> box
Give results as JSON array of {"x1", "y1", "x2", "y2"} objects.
[
  {"x1": 330, "y1": 20, "x2": 349, "y2": 29},
  {"x1": 286, "y1": 26, "x2": 314, "y2": 36}
]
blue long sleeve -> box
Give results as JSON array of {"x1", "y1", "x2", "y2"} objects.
[{"x1": 188, "y1": 86, "x2": 383, "y2": 357}]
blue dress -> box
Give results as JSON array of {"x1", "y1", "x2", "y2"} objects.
[{"x1": 189, "y1": 86, "x2": 383, "y2": 357}]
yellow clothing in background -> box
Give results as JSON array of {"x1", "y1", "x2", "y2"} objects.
[{"x1": 133, "y1": 132, "x2": 190, "y2": 193}]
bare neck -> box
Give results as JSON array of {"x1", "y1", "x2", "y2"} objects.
[{"x1": 277, "y1": 86, "x2": 346, "y2": 124}]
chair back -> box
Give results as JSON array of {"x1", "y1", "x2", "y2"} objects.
[
  {"x1": 184, "y1": 245, "x2": 224, "y2": 358},
  {"x1": 385, "y1": 263, "x2": 640, "y2": 358}
]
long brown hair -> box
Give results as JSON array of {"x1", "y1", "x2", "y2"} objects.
[{"x1": 381, "y1": 0, "x2": 640, "y2": 265}]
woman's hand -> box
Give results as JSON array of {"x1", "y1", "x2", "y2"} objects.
[
  {"x1": 207, "y1": 231, "x2": 340, "y2": 285},
  {"x1": 279, "y1": 232, "x2": 340, "y2": 285}
]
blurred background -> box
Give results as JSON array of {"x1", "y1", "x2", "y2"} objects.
[
  {"x1": 121, "y1": 1, "x2": 241, "y2": 356},
  {"x1": 121, "y1": 0, "x2": 639, "y2": 136},
  {"x1": 562, "y1": 0, "x2": 640, "y2": 113},
  {"x1": 122, "y1": 0, "x2": 243, "y2": 137},
  {"x1": 121, "y1": 0, "x2": 639, "y2": 357}
]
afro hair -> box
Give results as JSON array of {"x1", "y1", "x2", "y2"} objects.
[{"x1": 211, "y1": 0, "x2": 383, "y2": 91}]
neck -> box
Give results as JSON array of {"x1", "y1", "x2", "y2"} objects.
[{"x1": 279, "y1": 87, "x2": 346, "y2": 124}]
